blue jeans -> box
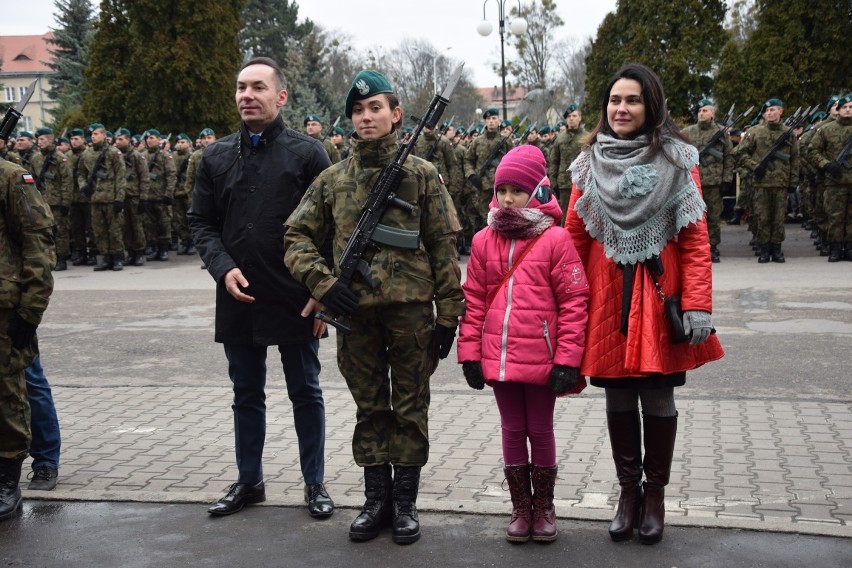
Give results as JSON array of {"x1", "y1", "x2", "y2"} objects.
[
  {"x1": 224, "y1": 341, "x2": 325, "y2": 485},
  {"x1": 25, "y1": 356, "x2": 61, "y2": 469}
]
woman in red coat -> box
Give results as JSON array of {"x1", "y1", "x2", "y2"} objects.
[{"x1": 565, "y1": 63, "x2": 724, "y2": 545}]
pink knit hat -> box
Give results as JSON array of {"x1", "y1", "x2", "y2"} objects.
[{"x1": 494, "y1": 145, "x2": 549, "y2": 195}]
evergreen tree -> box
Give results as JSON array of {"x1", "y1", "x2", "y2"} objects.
[
  {"x1": 82, "y1": 0, "x2": 133, "y2": 129},
  {"x1": 239, "y1": 0, "x2": 313, "y2": 63},
  {"x1": 46, "y1": 0, "x2": 95, "y2": 126},
  {"x1": 584, "y1": 0, "x2": 727, "y2": 123}
]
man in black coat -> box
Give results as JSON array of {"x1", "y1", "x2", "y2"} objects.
[{"x1": 188, "y1": 57, "x2": 334, "y2": 518}]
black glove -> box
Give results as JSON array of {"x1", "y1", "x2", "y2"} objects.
[
  {"x1": 162, "y1": 196, "x2": 174, "y2": 206},
  {"x1": 82, "y1": 184, "x2": 94, "y2": 198},
  {"x1": 807, "y1": 173, "x2": 817, "y2": 186},
  {"x1": 113, "y1": 201, "x2": 124, "y2": 213},
  {"x1": 753, "y1": 163, "x2": 767, "y2": 181},
  {"x1": 58, "y1": 205, "x2": 69, "y2": 216},
  {"x1": 320, "y1": 282, "x2": 359, "y2": 317},
  {"x1": 430, "y1": 324, "x2": 456, "y2": 360},
  {"x1": 8, "y1": 312, "x2": 38, "y2": 350},
  {"x1": 547, "y1": 365, "x2": 579, "y2": 395},
  {"x1": 137, "y1": 200, "x2": 148, "y2": 214},
  {"x1": 720, "y1": 181, "x2": 735, "y2": 197},
  {"x1": 462, "y1": 361, "x2": 485, "y2": 390},
  {"x1": 825, "y1": 161, "x2": 843, "y2": 179},
  {"x1": 468, "y1": 175, "x2": 483, "y2": 191},
  {"x1": 787, "y1": 186, "x2": 797, "y2": 194}
]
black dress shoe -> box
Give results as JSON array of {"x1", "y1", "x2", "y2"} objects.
[
  {"x1": 305, "y1": 483, "x2": 334, "y2": 518},
  {"x1": 207, "y1": 481, "x2": 265, "y2": 516}
]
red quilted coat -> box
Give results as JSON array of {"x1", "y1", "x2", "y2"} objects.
[
  {"x1": 564, "y1": 169, "x2": 724, "y2": 378},
  {"x1": 458, "y1": 194, "x2": 590, "y2": 393}
]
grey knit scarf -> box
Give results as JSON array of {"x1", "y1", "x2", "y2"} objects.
[{"x1": 570, "y1": 133, "x2": 705, "y2": 265}]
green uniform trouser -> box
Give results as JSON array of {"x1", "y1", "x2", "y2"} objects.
[
  {"x1": 91, "y1": 202, "x2": 125, "y2": 256},
  {"x1": 703, "y1": 185, "x2": 723, "y2": 246},
  {"x1": 50, "y1": 207, "x2": 71, "y2": 259},
  {"x1": 337, "y1": 302, "x2": 437, "y2": 468},
  {"x1": 556, "y1": 186, "x2": 572, "y2": 225},
  {"x1": 1, "y1": 311, "x2": 34, "y2": 461},
  {"x1": 171, "y1": 195, "x2": 191, "y2": 242},
  {"x1": 145, "y1": 201, "x2": 172, "y2": 246},
  {"x1": 123, "y1": 197, "x2": 146, "y2": 253},
  {"x1": 753, "y1": 186, "x2": 787, "y2": 245},
  {"x1": 69, "y1": 202, "x2": 92, "y2": 254},
  {"x1": 824, "y1": 184, "x2": 852, "y2": 243},
  {"x1": 813, "y1": 181, "x2": 829, "y2": 237},
  {"x1": 456, "y1": 182, "x2": 480, "y2": 246}
]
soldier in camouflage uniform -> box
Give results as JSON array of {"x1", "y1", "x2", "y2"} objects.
[
  {"x1": 114, "y1": 128, "x2": 150, "y2": 266},
  {"x1": 682, "y1": 99, "x2": 735, "y2": 262},
  {"x1": 810, "y1": 97, "x2": 842, "y2": 255},
  {"x1": 736, "y1": 99, "x2": 800, "y2": 263},
  {"x1": 548, "y1": 103, "x2": 586, "y2": 222},
  {"x1": 464, "y1": 108, "x2": 512, "y2": 231},
  {"x1": 77, "y1": 123, "x2": 127, "y2": 271},
  {"x1": 183, "y1": 128, "x2": 215, "y2": 260},
  {"x1": 305, "y1": 115, "x2": 341, "y2": 164},
  {"x1": 30, "y1": 128, "x2": 72, "y2": 271},
  {"x1": 14, "y1": 132, "x2": 36, "y2": 176},
  {"x1": 0, "y1": 142, "x2": 21, "y2": 165},
  {"x1": 451, "y1": 128, "x2": 477, "y2": 254},
  {"x1": 171, "y1": 134, "x2": 194, "y2": 254},
  {"x1": 143, "y1": 129, "x2": 176, "y2": 261},
  {"x1": 806, "y1": 94, "x2": 852, "y2": 262},
  {"x1": 66, "y1": 129, "x2": 94, "y2": 266},
  {"x1": 284, "y1": 70, "x2": 463, "y2": 545},
  {"x1": 0, "y1": 156, "x2": 56, "y2": 521}
]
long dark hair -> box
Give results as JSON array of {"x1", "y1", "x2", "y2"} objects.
[{"x1": 587, "y1": 63, "x2": 687, "y2": 158}]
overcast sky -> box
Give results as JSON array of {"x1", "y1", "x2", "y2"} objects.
[{"x1": 1, "y1": 0, "x2": 617, "y2": 86}]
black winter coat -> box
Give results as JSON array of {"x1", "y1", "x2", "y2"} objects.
[{"x1": 188, "y1": 116, "x2": 331, "y2": 345}]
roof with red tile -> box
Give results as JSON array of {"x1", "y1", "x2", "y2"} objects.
[
  {"x1": 477, "y1": 85, "x2": 528, "y2": 104},
  {"x1": 0, "y1": 34, "x2": 54, "y2": 74}
]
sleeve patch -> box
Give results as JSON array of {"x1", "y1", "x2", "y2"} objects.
[{"x1": 22, "y1": 173, "x2": 35, "y2": 184}]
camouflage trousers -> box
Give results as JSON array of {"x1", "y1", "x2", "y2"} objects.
[
  {"x1": 170, "y1": 195, "x2": 191, "y2": 242},
  {"x1": 476, "y1": 187, "x2": 494, "y2": 232},
  {"x1": 453, "y1": 184, "x2": 480, "y2": 244},
  {"x1": 69, "y1": 203, "x2": 93, "y2": 254},
  {"x1": 144, "y1": 201, "x2": 172, "y2": 246},
  {"x1": 812, "y1": 182, "x2": 829, "y2": 235},
  {"x1": 824, "y1": 184, "x2": 852, "y2": 243},
  {"x1": 49, "y1": 208, "x2": 71, "y2": 259},
  {"x1": 801, "y1": 181, "x2": 815, "y2": 221},
  {"x1": 753, "y1": 186, "x2": 787, "y2": 245},
  {"x1": 337, "y1": 302, "x2": 438, "y2": 467},
  {"x1": 1, "y1": 310, "x2": 35, "y2": 461},
  {"x1": 123, "y1": 197, "x2": 146, "y2": 253},
  {"x1": 703, "y1": 185, "x2": 723, "y2": 246},
  {"x1": 556, "y1": 186, "x2": 573, "y2": 226},
  {"x1": 91, "y1": 203, "x2": 126, "y2": 256}
]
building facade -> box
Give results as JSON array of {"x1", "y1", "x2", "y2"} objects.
[{"x1": 0, "y1": 34, "x2": 57, "y2": 131}]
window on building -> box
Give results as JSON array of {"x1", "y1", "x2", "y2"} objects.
[
  {"x1": 4, "y1": 87, "x2": 15, "y2": 103},
  {"x1": 19, "y1": 86, "x2": 28, "y2": 100},
  {"x1": 22, "y1": 116, "x2": 33, "y2": 132}
]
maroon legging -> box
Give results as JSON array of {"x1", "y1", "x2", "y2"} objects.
[{"x1": 492, "y1": 381, "x2": 557, "y2": 467}]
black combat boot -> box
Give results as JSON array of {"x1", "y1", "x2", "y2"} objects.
[
  {"x1": 843, "y1": 243, "x2": 852, "y2": 262},
  {"x1": 0, "y1": 458, "x2": 23, "y2": 521},
  {"x1": 93, "y1": 255, "x2": 113, "y2": 271},
  {"x1": 132, "y1": 250, "x2": 146, "y2": 266},
  {"x1": 157, "y1": 243, "x2": 170, "y2": 261},
  {"x1": 169, "y1": 236, "x2": 179, "y2": 251},
  {"x1": 391, "y1": 465, "x2": 421, "y2": 544},
  {"x1": 144, "y1": 245, "x2": 156, "y2": 261},
  {"x1": 349, "y1": 464, "x2": 393, "y2": 541},
  {"x1": 70, "y1": 250, "x2": 83, "y2": 265},
  {"x1": 86, "y1": 251, "x2": 98, "y2": 266},
  {"x1": 757, "y1": 245, "x2": 770, "y2": 263},
  {"x1": 710, "y1": 245, "x2": 720, "y2": 263},
  {"x1": 177, "y1": 241, "x2": 190, "y2": 255},
  {"x1": 111, "y1": 252, "x2": 125, "y2": 271},
  {"x1": 828, "y1": 243, "x2": 842, "y2": 263},
  {"x1": 770, "y1": 243, "x2": 785, "y2": 263},
  {"x1": 187, "y1": 241, "x2": 197, "y2": 255},
  {"x1": 55, "y1": 256, "x2": 68, "y2": 271}
]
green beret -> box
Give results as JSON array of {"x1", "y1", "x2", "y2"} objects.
[
  {"x1": 176, "y1": 133, "x2": 192, "y2": 142},
  {"x1": 764, "y1": 98, "x2": 783, "y2": 109},
  {"x1": 345, "y1": 70, "x2": 394, "y2": 119},
  {"x1": 500, "y1": 119, "x2": 512, "y2": 129},
  {"x1": 35, "y1": 127, "x2": 53, "y2": 137},
  {"x1": 69, "y1": 128, "x2": 85, "y2": 138},
  {"x1": 332, "y1": 126, "x2": 345, "y2": 136},
  {"x1": 18, "y1": 131, "x2": 34, "y2": 140},
  {"x1": 115, "y1": 127, "x2": 132, "y2": 138},
  {"x1": 456, "y1": 126, "x2": 466, "y2": 135},
  {"x1": 88, "y1": 122, "x2": 106, "y2": 133},
  {"x1": 106, "y1": 130, "x2": 114, "y2": 138},
  {"x1": 482, "y1": 108, "x2": 500, "y2": 119},
  {"x1": 58, "y1": 137, "x2": 70, "y2": 144},
  {"x1": 562, "y1": 103, "x2": 579, "y2": 118},
  {"x1": 826, "y1": 95, "x2": 840, "y2": 113},
  {"x1": 145, "y1": 128, "x2": 162, "y2": 138},
  {"x1": 836, "y1": 94, "x2": 852, "y2": 109},
  {"x1": 131, "y1": 135, "x2": 142, "y2": 143},
  {"x1": 538, "y1": 126, "x2": 551, "y2": 135},
  {"x1": 697, "y1": 98, "x2": 715, "y2": 109},
  {"x1": 199, "y1": 128, "x2": 215, "y2": 137},
  {"x1": 304, "y1": 114, "x2": 323, "y2": 125}
]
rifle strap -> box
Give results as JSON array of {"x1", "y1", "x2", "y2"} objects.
[
  {"x1": 86, "y1": 147, "x2": 110, "y2": 189},
  {"x1": 36, "y1": 150, "x2": 53, "y2": 189}
]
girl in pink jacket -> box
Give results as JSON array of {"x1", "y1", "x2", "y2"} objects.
[{"x1": 457, "y1": 145, "x2": 589, "y2": 543}]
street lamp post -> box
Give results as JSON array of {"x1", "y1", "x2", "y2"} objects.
[
  {"x1": 413, "y1": 46, "x2": 452, "y2": 95},
  {"x1": 477, "y1": 0, "x2": 527, "y2": 121}
]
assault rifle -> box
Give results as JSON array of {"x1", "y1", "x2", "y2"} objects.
[
  {"x1": 451, "y1": 122, "x2": 476, "y2": 148},
  {"x1": 315, "y1": 63, "x2": 465, "y2": 334},
  {"x1": 476, "y1": 115, "x2": 527, "y2": 179},
  {"x1": 828, "y1": 134, "x2": 852, "y2": 180},
  {"x1": 0, "y1": 79, "x2": 37, "y2": 141},
  {"x1": 424, "y1": 114, "x2": 454, "y2": 162},
  {"x1": 697, "y1": 104, "x2": 753, "y2": 166},
  {"x1": 751, "y1": 106, "x2": 817, "y2": 177},
  {"x1": 518, "y1": 122, "x2": 537, "y2": 144},
  {"x1": 321, "y1": 116, "x2": 341, "y2": 142}
]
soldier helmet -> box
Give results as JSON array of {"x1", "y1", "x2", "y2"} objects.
[{"x1": 345, "y1": 70, "x2": 394, "y2": 119}]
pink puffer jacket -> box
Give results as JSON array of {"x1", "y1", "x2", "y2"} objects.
[{"x1": 458, "y1": 196, "x2": 589, "y2": 392}]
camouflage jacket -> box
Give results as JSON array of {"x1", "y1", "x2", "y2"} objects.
[
  {"x1": 30, "y1": 145, "x2": 72, "y2": 209},
  {"x1": 547, "y1": 127, "x2": 585, "y2": 192},
  {"x1": 0, "y1": 158, "x2": 56, "y2": 326},
  {"x1": 120, "y1": 146, "x2": 150, "y2": 200},
  {"x1": 464, "y1": 130, "x2": 512, "y2": 190},
  {"x1": 68, "y1": 146, "x2": 88, "y2": 204},
  {"x1": 184, "y1": 147, "x2": 204, "y2": 199},
  {"x1": 682, "y1": 121, "x2": 735, "y2": 187},
  {"x1": 806, "y1": 116, "x2": 852, "y2": 186},
  {"x1": 172, "y1": 148, "x2": 192, "y2": 197},
  {"x1": 310, "y1": 132, "x2": 341, "y2": 164},
  {"x1": 18, "y1": 149, "x2": 36, "y2": 176},
  {"x1": 736, "y1": 122, "x2": 800, "y2": 188},
  {"x1": 797, "y1": 126, "x2": 819, "y2": 177},
  {"x1": 0, "y1": 149, "x2": 21, "y2": 165},
  {"x1": 450, "y1": 144, "x2": 469, "y2": 196},
  {"x1": 284, "y1": 132, "x2": 464, "y2": 327},
  {"x1": 78, "y1": 143, "x2": 126, "y2": 204},
  {"x1": 413, "y1": 132, "x2": 455, "y2": 193},
  {"x1": 145, "y1": 146, "x2": 176, "y2": 201}
]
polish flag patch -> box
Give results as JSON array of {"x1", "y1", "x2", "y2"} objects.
[{"x1": 22, "y1": 174, "x2": 35, "y2": 184}]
